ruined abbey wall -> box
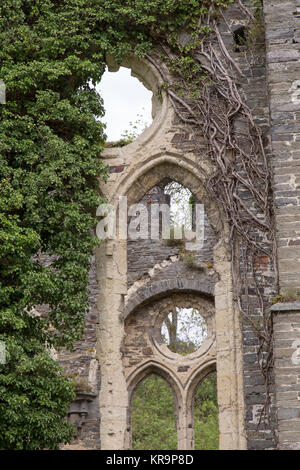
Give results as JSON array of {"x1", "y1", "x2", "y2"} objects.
[{"x1": 58, "y1": 0, "x2": 300, "y2": 451}]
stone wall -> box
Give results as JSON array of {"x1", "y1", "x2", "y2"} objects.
[
  {"x1": 264, "y1": 0, "x2": 300, "y2": 295},
  {"x1": 59, "y1": 255, "x2": 101, "y2": 450},
  {"x1": 263, "y1": 0, "x2": 300, "y2": 449},
  {"x1": 167, "y1": 2, "x2": 278, "y2": 449},
  {"x1": 127, "y1": 185, "x2": 216, "y2": 287},
  {"x1": 272, "y1": 302, "x2": 300, "y2": 450}
]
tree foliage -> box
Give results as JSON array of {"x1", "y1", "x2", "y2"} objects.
[
  {"x1": 132, "y1": 373, "x2": 218, "y2": 450},
  {"x1": 0, "y1": 0, "x2": 109, "y2": 448},
  {"x1": 194, "y1": 372, "x2": 219, "y2": 450},
  {"x1": 161, "y1": 307, "x2": 207, "y2": 355},
  {"x1": 132, "y1": 375, "x2": 177, "y2": 450},
  {"x1": 164, "y1": 182, "x2": 193, "y2": 231},
  {"x1": 0, "y1": 325, "x2": 75, "y2": 449},
  {"x1": 0, "y1": 0, "x2": 109, "y2": 351}
]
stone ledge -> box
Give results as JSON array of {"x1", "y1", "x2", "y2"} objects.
[{"x1": 271, "y1": 301, "x2": 300, "y2": 312}]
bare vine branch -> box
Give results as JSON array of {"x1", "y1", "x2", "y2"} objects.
[{"x1": 146, "y1": 1, "x2": 278, "y2": 446}]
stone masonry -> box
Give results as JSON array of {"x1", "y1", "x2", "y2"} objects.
[{"x1": 272, "y1": 302, "x2": 300, "y2": 450}]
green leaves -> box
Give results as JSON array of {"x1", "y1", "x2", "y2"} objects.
[
  {"x1": 194, "y1": 373, "x2": 219, "y2": 450},
  {"x1": 132, "y1": 375, "x2": 177, "y2": 450},
  {"x1": 0, "y1": 0, "x2": 109, "y2": 449},
  {"x1": 0, "y1": 334, "x2": 75, "y2": 450},
  {"x1": 0, "y1": 1, "x2": 107, "y2": 342},
  {"x1": 132, "y1": 373, "x2": 219, "y2": 450}
]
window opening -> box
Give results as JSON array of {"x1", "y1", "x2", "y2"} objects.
[{"x1": 96, "y1": 66, "x2": 152, "y2": 145}]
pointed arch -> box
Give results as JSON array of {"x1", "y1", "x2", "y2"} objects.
[
  {"x1": 127, "y1": 360, "x2": 182, "y2": 405},
  {"x1": 187, "y1": 363, "x2": 219, "y2": 450},
  {"x1": 111, "y1": 152, "x2": 224, "y2": 235}
]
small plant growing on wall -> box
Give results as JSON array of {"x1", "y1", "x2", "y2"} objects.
[
  {"x1": 182, "y1": 251, "x2": 197, "y2": 269},
  {"x1": 165, "y1": 226, "x2": 185, "y2": 247},
  {"x1": 65, "y1": 372, "x2": 92, "y2": 394},
  {"x1": 105, "y1": 112, "x2": 149, "y2": 147},
  {"x1": 272, "y1": 289, "x2": 300, "y2": 304}
]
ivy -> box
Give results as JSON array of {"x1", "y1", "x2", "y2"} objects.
[{"x1": 0, "y1": 326, "x2": 75, "y2": 450}]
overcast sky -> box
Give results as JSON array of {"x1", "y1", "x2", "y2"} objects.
[{"x1": 96, "y1": 67, "x2": 153, "y2": 142}]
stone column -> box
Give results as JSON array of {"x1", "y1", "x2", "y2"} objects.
[
  {"x1": 271, "y1": 301, "x2": 300, "y2": 450},
  {"x1": 263, "y1": 0, "x2": 300, "y2": 296},
  {"x1": 177, "y1": 393, "x2": 193, "y2": 451},
  {"x1": 214, "y1": 240, "x2": 247, "y2": 450},
  {"x1": 97, "y1": 239, "x2": 128, "y2": 449}
]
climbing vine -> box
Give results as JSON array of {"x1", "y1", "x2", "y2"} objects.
[
  {"x1": 141, "y1": 1, "x2": 278, "y2": 441},
  {"x1": 148, "y1": 5, "x2": 276, "y2": 441}
]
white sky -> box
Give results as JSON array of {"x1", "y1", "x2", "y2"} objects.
[
  {"x1": 96, "y1": 67, "x2": 153, "y2": 142},
  {"x1": 164, "y1": 182, "x2": 193, "y2": 230},
  {"x1": 161, "y1": 308, "x2": 208, "y2": 351}
]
